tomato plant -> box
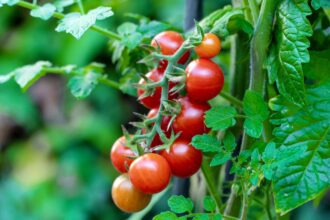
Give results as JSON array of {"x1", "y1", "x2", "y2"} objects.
[
  {"x1": 146, "y1": 108, "x2": 171, "y2": 147},
  {"x1": 137, "y1": 68, "x2": 163, "y2": 109},
  {"x1": 128, "y1": 153, "x2": 171, "y2": 194},
  {"x1": 194, "y1": 33, "x2": 221, "y2": 58},
  {"x1": 160, "y1": 139, "x2": 202, "y2": 178},
  {"x1": 1, "y1": 0, "x2": 330, "y2": 219},
  {"x1": 173, "y1": 97, "x2": 210, "y2": 139},
  {"x1": 110, "y1": 136, "x2": 135, "y2": 173},
  {"x1": 112, "y1": 174, "x2": 152, "y2": 213},
  {"x1": 185, "y1": 58, "x2": 224, "y2": 101}
]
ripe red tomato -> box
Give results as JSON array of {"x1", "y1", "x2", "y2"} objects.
[
  {"x1": 147, "y1": 108, "x2": 171, "y2": 147},
  {"x1": 173, "y1": 97, "x2": 210, "y2": 139},
  {"x1": 112, "y1": 174, "x2": 151, "y2": 213},
  {"x1": 129, "y1": 153, "x2": 171, "y2": 194},
  {"x1": 160, "y1": 139, "x2": 202, "y2": 178},
  {"x1": 185, "y1": 59, "x2": 224, "y2": 101},
  {"x1": 137, "y1": 68, "x2": 178, "y2": 109},
  {"x1": 137, "y1": 68, "x2": 163, "y2": 109},
  {"x1": 151, "y1": 31, "x2": 190, "y2": 67},
  {"x1": 110, "y1": 136, "x2": 135, "y2": 173},
  {"x1": 194, "y1": 33, "x2": 221, "y2": 58}
]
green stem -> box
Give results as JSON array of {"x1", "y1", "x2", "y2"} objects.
[
  {"x1": 17, "y1": 1, "x2": 122, "y2": 41},
  {"x1": 76, "y1": 0, "x2": 85, "y2": 14},
  {"x1": 144, "y1": 42, "x2": 188, "y2": 149},
  {"x1": 249, "y1": 0, "x2": 277, "y2": 92},
  {"x1": 224, "y1": 183, "x2": 237, "y2": 216},
  {"x1": 225, "y1": 0, "x2": 278, "y2": 216},
  {"x1": 247, "y1": 0, "x2": 259, "y2": 25},
  {"x1": 220, "y1": 91, "x2": 243, "y2": 109},
  {"x1": 239, "y1": 191, "x2": 249, "y2": 220},
  {"x1": 43, "y1": 67, "x2": 120, "y2": 90},
  {"x1": 201, "y1": 158, "x2": 223, "y2": 211},
  {"x1": 266, "y1": 184, "x2": 273, "y2": 220}
]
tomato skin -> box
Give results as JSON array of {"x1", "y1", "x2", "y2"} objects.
[
  {"x1": 112, "y1": 174, "x2": 151, "y2": 213},
  {"x1": 138, "y1": 68, "x2": 178, "y2": 109},
  {"x1": 173, "y1": 97, "x2": 210, "y2": 139},
  {"x1": 129, "y1": 153, "x2": 171, "y2": 194},
  {"x1": 147, "y1": 108, "x2": 171, "y2": 147},
  {"x1": 195, "y1": 33, "x2": 221, "y2": 58},
  {"x1": 110, "y1": 136, "x2": 135, "y2": 173},
  {"x1": 160, "y1": 139, "x2": 202, "y2": 178},
  {"x1": 185, "y1": 59, "x2": 224, "y2": 102},
  {"x1": 151, "y1": 31, "x2": 190, "y2": 67}
]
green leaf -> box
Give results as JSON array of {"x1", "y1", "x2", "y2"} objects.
[
  {"x1": 223, "y1": 132, "x2": 236, "y2": 151},
  {"x1": 312, "y1": 0, "x2": 330, "y2": 10},
  {"x1": 203, "y1": 196, "x2": 216, "y2": 212},
  {"x1": 213, "y1": 214, "x2": 223, "y2": 220},
  {"x1": 55, "y1": 6, "x2": 114, "y2": 39},
  {"x1": 30, "y1": 3, "x2": 56, "y2": 20},
  {"x1": 210, "y1": 152, "x2": 232, "y2": 166},
  {"x1": 13, "y1": 61, "x2": 52, "y2": 90},
  {"x1": 168, "y1": 195, "x2": 194, "y2": 214},
  {"x1": 153, "y1": 211, "x2": 177, "y2": 220},
  {"x1": 68, "y1": 72, "x2": 98, "y2": 98},
  {"x1": 269, "y1": 81, "x2": 330, "y2": 214},
  {"x1": 192, "y1": 214, "x2": 209, "y2": 220},
  {"x1": 302, "y1": 50, "x2": 330, "y2": 82},
  {"x1": 0, "y1": 0, "x2": 19, "y2": 7},
  {"x1": 205, "y1": 106, "x2": 237, "y2": 131},
  {"x1": 262, "y1": 142, "x2": 277, "y2": 163},
  {"x1": 243, "y1": 90, "x2": 269, "y2": 138},
  {"x1": 243, "y1": 117, "x2": 263, "y2": 138},
  {"x1": 117, "y1": 22, "x2": 143, "y2": 49},
  {"x1": 250, "y1": 171, "x2": 259, "y2": 186},
  {"x1": 261, "y1": 164, "x2": 274, "y2": 180},
  {"x1": 122, "y1": 32, "x2": 143, "y2": 49},
  {"x1": 243, "y1": 90, "x2": 269, "y2": 120},
  {"x1": 137, "y1": 20, "x2": 171, "y2": 38},
  {"x1": 199, "y1": 6, "x2": 253, "y2": 38},
  {"x1": 117, "y1": 22, "x2": 137, "y2": 35},
  {"x1": 191, "y1": 134, "x2": 221, "y2": 153},
  {"x1": 266, "y1": 0, "x2": 312, "y2": 105},
  {"x1": 250, "y1": 149, "x2": 260, "y2": 168},
  {"x1": 0, "y1": 73, "x2": 14, "y2": 83}
]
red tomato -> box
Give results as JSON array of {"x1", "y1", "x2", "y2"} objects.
[
  {"x1": 173, "y1": 97, "x2": 210, "y2": 139},
  {"x1": 112, "y1": 174, "x2": 151, "y2": 213},
  {"x1": 110, "y1": 136, "x2": 135, "y2": 173},
  {"x1": 160, "y1": 139, "x2": 202, "y2": 178},
  {"x1": 194, "y1": 33, "x2": 221, "y2": 58},
  {"x1": 137, "y1": 68, "x2": 178, "y2": 109},
  {"x1": 147, "y1": 108, "x2": 171, "y2": 147},
  {"x1": 185, "y1": 59, "x2": 224, "y2": 101},
  {"x1": 151, "y1": 31, "x2": 190, "y2": 67},
  {"x1": 137, "y1": 68, "x2": 163, "y2": 109},
  {"x1": 129, "y1": 153, "x2": 171, "y2": 194}
]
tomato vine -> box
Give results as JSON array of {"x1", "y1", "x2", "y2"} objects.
[{"x1": 1, "y1": 0, "x2": 330, "y2": 219}]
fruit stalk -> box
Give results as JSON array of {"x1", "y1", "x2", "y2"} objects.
[{"x1": 144, "y1": 44, "x2": 189, "y2": 149}]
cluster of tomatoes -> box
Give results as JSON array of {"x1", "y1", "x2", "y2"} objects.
[{"x1": 111, "y1": 31, "x2": 224, "y2": 213}]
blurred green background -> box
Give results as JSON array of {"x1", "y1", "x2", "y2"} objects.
[{"x1": 0, "y1": 1, "x2": 329, "y2": 220}]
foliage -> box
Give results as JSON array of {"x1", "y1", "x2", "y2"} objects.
[
  {"x1": 270, "y1": 81, "x2": 330, "y2": 214},
  {"x1": 1, "y1": 0, "x2": 330, "y2": 220}
]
